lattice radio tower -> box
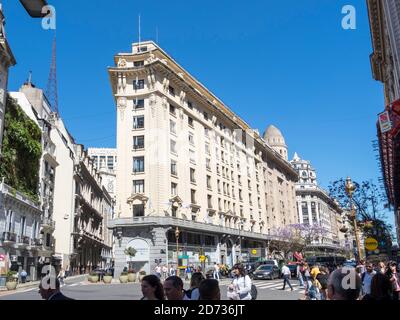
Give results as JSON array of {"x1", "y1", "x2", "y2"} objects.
[{"x1": 46, "y1": 34, "x2": 59, "y2": 114}]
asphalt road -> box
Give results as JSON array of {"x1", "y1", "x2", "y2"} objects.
[{"x1": 0, "y1": 276, "x2": 303, "y2": 301}]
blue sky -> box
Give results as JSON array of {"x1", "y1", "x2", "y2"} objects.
[{"x1": 4, "y1": 1, "x2": 394, "y2": 228}]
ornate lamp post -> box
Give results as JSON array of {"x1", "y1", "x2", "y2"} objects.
[
  {"x1": 345, "y1": 177, "x2": 363, "y2": 261},
  {"x1": 175, "y1": 227, "x2": 180, "y2": 275}
]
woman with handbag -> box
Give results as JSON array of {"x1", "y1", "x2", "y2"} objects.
[{"x1": 228, "y1": 264, "x2": 252, "y2": 300}]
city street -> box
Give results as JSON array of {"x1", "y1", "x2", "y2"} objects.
[{"x1": 0, "y1": 277, "x2": 303, "y2": 300}]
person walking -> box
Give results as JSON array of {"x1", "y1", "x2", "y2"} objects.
[
  {"x1": 281, "y1": 263, "x2": 294, "y2": 291},
  {"x1": 362, "y1": 273, "x2": 392, "y2": 301},
  {"x1": 327, "y1": 268, "x2": 361, "y2": 300},
  {"x1": 199, "y1": 279, "x2": 221, "y2": 300},
  {"x1": 386, "y1": 261, "x2": 400, "y2": 300},
  {"x1": 162, "y1": 265, "x2": 168, "y2": 281},
  {"x1": 58, "y1": 268, "x2": 66, "y2": 286},
  {"x1": 213, "y1": 263, "x2": 220, "y2": 280},
  {"x1": 185, "y1": 272, "x2": 205, "y2": 300},
  {"x1": 316, "y1": 266, "x2": 329, "y2": 300},
  {"x1": 20, "y1": 269, "x2": 27, "y2": 284},
  {"x1": 154, "y1": 265, "x2": 162, "y2": 279},
  {"x1": 169, "y1": 265, "x2": 176, "y2": 276},
  {"x1": 231, "y1": 264, "x2": 252, "y2": 300},
  {"x1": 140, "y1": 275, "x2": 165, "y2": 300},
  {"x1": 297, "y1": 262, "x2": 304, "y2": 288},
  {"x1": 163, "y1": 276, "x2": 191, "y2": 300},
  {"x1": 361, "y1": 262, "x2": 376, "y2": 297},
  {"x1": 377, "y1": 261, "x2": 386, "y2": 274},
  {"x1": 185, "y1": 265, "x2": 192, "y2": 281}
]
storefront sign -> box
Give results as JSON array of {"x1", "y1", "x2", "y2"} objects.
[{"x1": 378, "y1": 111, "x2": 392, "y2": 133}]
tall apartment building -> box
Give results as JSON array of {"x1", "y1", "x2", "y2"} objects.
[
  {"x1": 108, "y1": 41, "x2": 298, "y2": 276},
  {"x1": 290, "y1": 153, "x2": 343, "y2": 253},
  {"x1": 369, "y1": 0, "x2": 400, "y2": 242},
  {"x1": 0, "y1": 4, "x2": 16, "y2": 155}
]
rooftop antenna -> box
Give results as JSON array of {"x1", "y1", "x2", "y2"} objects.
[
  {"x1": 156, "y1": 26, "x2": 159, "y2": 44},
  {"x1": 27, "y1": 70, "x2": 32, "y2": 84},
  {"x1": 138, "y1": 14, "x2": 141, "y2": 51},
  {"x1": 46, "y1": 32, "x2": 59, "y2": 114}
]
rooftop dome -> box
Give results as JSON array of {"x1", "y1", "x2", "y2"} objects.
[{"x1": 263, "y1": 125, "x2": 286, "y2": 147}]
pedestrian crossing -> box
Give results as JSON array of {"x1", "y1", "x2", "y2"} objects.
[{"x1": 218, "y1": 278, "x2": 304, "y2": 293}]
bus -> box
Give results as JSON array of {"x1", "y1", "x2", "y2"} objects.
[{"x1": 305, "y1": 256, "x2": 346, "y2": 267}]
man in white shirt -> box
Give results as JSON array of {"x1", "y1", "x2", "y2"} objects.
[
  {"x1": 281, "y1": 264, "x2": 294, "y2": 291},
  {"x1": 155, "y1": 265, "x2": 162, "y2": 279},
  {"x1": 361, "y1": 262, "x2": 376, "y2": 296},
  {"x1": 213, "y1": 263, "x2": 220, "y2": 280}
]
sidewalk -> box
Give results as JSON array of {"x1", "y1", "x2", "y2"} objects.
[{"x1": 0, "y1": 274, "x2": 88, "y2": 296}]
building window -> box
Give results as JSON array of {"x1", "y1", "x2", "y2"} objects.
[
  {"x1": 134, "y1": 79, "x2": 145, "y2": 90},
  {"x1": 133, "y1": 136, "x2": 145, "y2": 149},
  {"x1": 169, "y1": 86, "x2": 175, "y2": 96},
  {"x1": 20, "y1": 216, "x2": 26, "y2": 237},
  {"x1": 239, "y1": 189, "x2": 243, "y2": 201},
  {"x1": 189, "y1": 133, "x2": 195, "y2": 145},
  {"x1": 171, "y1": 160, "x2": 178, "y2": 176},
  {"x1": 188, "y1": 117, "x2": 194, "y2": 127},
  {"x1": 170, "y1": 140, "x2": 177, "y2": 154},
  {"x1": 133, "y1": 157, "x2": 145, "y2": 173},
  {"x1": 134, "y1": 99, "x2": 145, "y2": 109},
  {"x1": 205, "y1": 143, "x2": 210, "y2": 155},
  {"x1": 208, "y1": 195, "x2": 213, "y2": 209},
  {"x1": 207, "y1": 175, "x2": 212, "y2": 189},
  {"x1": 169, "y1": 104, "x2": 176, "y2": 115},
  {"x1": 133, "y1": 116, "x2": 145, "y2": 129},
  {"x1": 191, "y1": 189, "x2": 196, "y2": 204},
  {"x1": 170, "y1": 120, "x2": 176, "y2": 134},
  {"x1": 204, "y1": 127, "x2": 209, "y2": 137},
  {"x1": 134, "y1": 60, "x2": 144, "y2": 67},
  {"x1": 190, "y1": 168, "x2": 196, "y2": 183},
  {"x1": 107, "y1": 156, "x2": 114, "y2": 169},
  {"x1": 188, "y1": 101, "x2": 193, "y2": 109},
  {"x1": 189, "y1": 150, "x2": 196, "y2": 163},
  {"x1": 171, "y1": 183, "x2": 177, "y2": 196},
  {"x1": 217, "y1": 180, "x2": 221, "y2": 193},
  {"x1": 203, "y1": 112, "x2": 208, "y2": 121},
  {"x1": 133, "y1": 204, "x2": 145, "y2": 217},
  {"x1": 206, "y1": 158, "x2": 211, "y2": 170},
  {"x1": 133, "y1": 180, "x2": 145, "y2": 193}
]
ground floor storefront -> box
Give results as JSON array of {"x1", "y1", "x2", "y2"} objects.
[{"x1": 109, "y1": 216, "x2": 273, "y2": 279}]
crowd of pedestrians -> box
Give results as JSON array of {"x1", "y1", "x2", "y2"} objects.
[{"x1": 294, "y1": 259, "x2": 400, "y2": 300}]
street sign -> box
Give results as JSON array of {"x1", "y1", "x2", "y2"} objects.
[
  {"x1": 199, "y1": 255, "x2": 206, "y2": 262},
  {"x1": 251, "y1": 250, "x2": 257, "y2": 255},
  {"x1": 365, "y1": 238, "x2": 379, "y2": 251}
]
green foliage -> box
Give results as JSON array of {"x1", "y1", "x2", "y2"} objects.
[
  {"x1": 6, "y1": 271, "x2": 17, "y2": 282},
  {"x1": 124, "y1": 247, "x2": 137, "y2": 257},
  {"x1": 0, "y1": 95, "x2": 41, "y2": 201},
  {"x1": 139, "y1": 270, "x2": 146, "y2": 276}
]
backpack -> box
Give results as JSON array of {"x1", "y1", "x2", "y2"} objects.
[{"x1": 251, "y1": 284, "x2": 258, "y2": 300}]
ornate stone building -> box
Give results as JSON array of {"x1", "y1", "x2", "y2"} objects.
[
  {"x1": 108, "y1": 41, "x2": 299, "y2": 276},
  {"x1": 290, "y1": 153, "x2": 344, "y2": 254},
  {"x1": 0, "y1": 4, "x2": 16, "y2": 155}
]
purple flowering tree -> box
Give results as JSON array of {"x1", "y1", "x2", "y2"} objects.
[{"x1": 269, "y1": 224, "x2": 328, "y2": 259}]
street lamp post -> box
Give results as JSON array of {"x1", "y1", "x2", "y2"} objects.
[
  {"x1": 175, "y1": 227, "x2": 180, "y2": 275},
  {"x1": 345, "y1": 177, "x2": 363, "y2": 261}
]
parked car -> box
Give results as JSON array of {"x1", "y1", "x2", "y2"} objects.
[
  {"x1": 287, "y1": 263, "x2": 298, "y2": 277},
  {"x1": 253, "y1": 264, "x2": 280, "y2": 280}
]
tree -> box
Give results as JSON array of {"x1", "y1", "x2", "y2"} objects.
[
  {"x1": 269, "y1": 224, "x2": 328, "y2": 259},
  {"x1": 328, "y1": 179, "x2": 393, "y2": 251}
]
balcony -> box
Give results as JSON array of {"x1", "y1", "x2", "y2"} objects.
[
  {"x1": 18, "y1": 235, "x2": 31, "y2": 247},
  {"x1": 33, "y1": 238, "x2": 43, "y2": 247},
  {"x1": 41, "y1": 217, "x2": 56, "y2": 231},
  {"x1": 2, "y1": 232, "x2": 17, "y2": 244}
]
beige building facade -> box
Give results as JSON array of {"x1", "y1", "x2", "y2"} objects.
[{"x1": 108, "y1": 41, "x2": 298, "y2": 276}]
